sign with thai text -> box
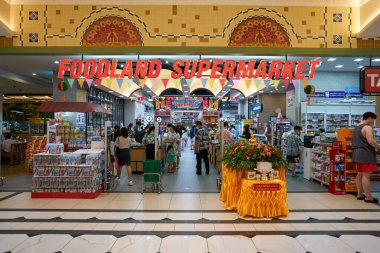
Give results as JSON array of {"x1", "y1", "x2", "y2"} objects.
[{"x1": 251, "y1": 183, "x2": 282, "y2": 191}]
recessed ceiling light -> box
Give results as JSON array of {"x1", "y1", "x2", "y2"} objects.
[
  {"x1": 54, "y1": 60, "x2": 59, "y2": 64},
  {"x1": 372, "y1": 58, "x2": 380, "y2": 62},
  {"x1": 282, "y1": 85, "x2": 285, "y2": 88},
  {"x1": 23, "y1": 95, "x2": 27, "y2": 98},
  {"x1": 259, "y1": 90, "x2": 264, "y2": 93},
  {"x1": 270, "y1": 91, "x2": 273, "y2": 93},
  {"x1": 335, "y1": 65, "x2": 344, "y2": 68},
  {"x1": 327, "y1": 58, "x2": 336, "y2": 62},
  {"x1": 165, "y1": 60, "x2": 169, "y2": 64},
  {"x1": 120, "y1": 96, "x2": 123, "y2": 98},
  {"x1": 358, "y1": 65, "x2": 364, "y2": 69},
  {"x1": 354, "y1": 58, "x2": 363, "y2": 62},
  {"x1": 45, "y1": 96, "x2": 49, "y2": 98},
  {"x1": 32, "y1": 73, "x2": 36, "y2": 76},
  {"x1": 121, "y1": 64, "x2": 124, "y2": 67},
  {"x1": 109, "y1": 90, "x2": 114, "y2": 93}
]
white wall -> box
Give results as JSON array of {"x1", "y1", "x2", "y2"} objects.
[{"x1": 124, "y1": 100, "x2": 135, "y2": 127}]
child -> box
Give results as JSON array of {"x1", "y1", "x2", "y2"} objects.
[{"x1": 167, "y1": 145, "x2": 176, "y2": 173}]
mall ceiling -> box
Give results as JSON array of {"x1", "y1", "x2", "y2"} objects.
[{"x1": 0, "y1": 55, "x2": 379, "y2": 97}]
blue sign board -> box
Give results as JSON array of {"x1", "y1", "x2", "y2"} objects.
[
  {"x1": 344, "y1": 87, "x2": 360, "y2": 93},
  {"x1": 309, "y1": 92, "x2": 325, "y2": 97},
  {"x1": 347, "y1": 92, "x2": 363, "y2": 98},
  {"x1": 325, "y1": 91, "x2": 345, "y2": 98}
]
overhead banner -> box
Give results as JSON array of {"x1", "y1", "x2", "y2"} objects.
[{"x1": 58, "y1": 59, "x2": 320, "y2": 80}]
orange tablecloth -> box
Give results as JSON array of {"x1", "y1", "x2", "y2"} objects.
[
  {"x1": 236, "y1": 179, "x2": 288, "y2": 218},
  {"x1": 220, "y1": 162, "x2": 288, "y2": 217}
]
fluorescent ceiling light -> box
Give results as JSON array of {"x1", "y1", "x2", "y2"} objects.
[
  {"x1": 358, "y1": 65, "x2": 364, "y2": 69},
  {"x1": 259, "y1": 91, "x2": 264, "y2": 93},
  {"x1": 327, "y1": 58, "x2": 336, "y2": 61},
  {"x1": 165, "y1": 60, "x2": 169, "y2": 64},
  {"x1": 121, "y1": 64, "x2": 124, "y2": 67},
  {"x1": 372, "y1": 58, "x2": 380, "y2": 62},
  {"x1": 109, "y1": 91, "x2": 114, "y2": 93},
  {"x1": 335, "y1": 65, "x2": 344, "y2": 68},
  {"x1": 354, "y1": 58, "x2": 363, "y2": 62},
  {"x1": 32, "y1": 73, "x2": 36, "y2": 76},
  {"x1": 54, "y1": 61, "x2": 59, "y2": 64},
  {"x1": 270, "y1": 91, "x2": 273, "y2": 93},
  {"x1": 120, "y1": 96, "x2": 123, "y2": 98}
]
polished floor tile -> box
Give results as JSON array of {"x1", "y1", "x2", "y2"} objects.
[
  {"x1": 233, "y1": 223, "x2": 255, "y2": 231},
  {"x1": 0, "y1": 211, "x2": 29, "y2": 219},
  {"x1": 24, "y1": 211, "x2": 64, "y2": 219},
  {"x1": 13, "y1": 234, "x2": 73, "y2": 253},
  {"x1": 134, "y1": 223, "x2": 156, "y2": 231},
  {"x1": 154, "y1": 223, "x2": 175, "y2": 231},
  {"x1": 96, "y1": 212, "x2": 132, "y2": 220},
  {"x1": 111, "y1": 235, "x2": 161, "y2": 253},
  {"x1": 214, "y1": 223, "x2": 236, "y2": 231},
  {"x1": 174, "y1": 223, "x2": 195, "y2": 231},
  {"x1": 61, "y1": 235, "x2": 116, "y2": 253},
  {"x1": 340, "y1": 235, "x2": 380, "y2": 253},
  {"x1": 113, "y1": 223, "x2": 136, "y2": 231},
  {"x1": 72, "y1": 222, "x2": 98, "y2": 231},
  {"x1": 0, "y1": 234, "x2": 29, "y2": 253},
  {"x1": 194, "y1": 223, "x2": 215, "y2": 231},
  {"x1": 202, "y1": 212, "x2": 239, "y2": 220},
  {"x1": 208, "y1": 235, "x2": 257, "y2": 253},
  {"x1": 167, "y1": 212, "x2": 202, "y2": 220},
  {"x1": 60, "y1": 212, "x2": 99, "y2": 220},
  {"x1": 252, "y1": 235, "x2": 306, "y2": 253},
  {"x1": 296, "y1": 235, "x2": 356, "y2": 253},
  {"x1": 160, "y1": 235, "x2": 208, "y2": 253},
  {"x1": 132, "y1": 212, "x2": 168, "y2": 220}
]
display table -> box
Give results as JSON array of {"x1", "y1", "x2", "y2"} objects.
[
  {"x1": 220, "y1": 162, "x2": 288, "y2": 218},
  {"x1": 236, "y1": 179, "x2": 288, "y2": 217}
]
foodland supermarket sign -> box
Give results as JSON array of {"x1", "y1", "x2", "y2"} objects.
[
  {"x1": 360, "y1": 67, "x2": 380, "y2": 95},
  {"x1": 58, "y1": 59, "x2": 320, "y2": 80}
]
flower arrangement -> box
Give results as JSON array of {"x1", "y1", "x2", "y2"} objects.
[{"x1": 222, "y1": 142, "x2": 288, "y2": 171}]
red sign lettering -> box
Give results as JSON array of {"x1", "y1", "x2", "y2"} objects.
[{"x1": 363, "y1": 68, "x2": 380, "y2": 93}]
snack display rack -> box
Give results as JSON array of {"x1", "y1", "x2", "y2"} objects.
[
  {"x1": 24, "y1": 136, "x2": 47, "y2": 173},
  {"x1": 310, "y1": 139, "x2": 332, "y2": 186},
  {"x1": 328, "y1": 141, "x2": 346, "y2": 195},
  {"x1": 31, "y1": 148, "x2": 104, "y2": 199},
  {"x1": 202, "y1": 110, "x2": 219, "y2": 125},
  {"x1": 337, "y1": 129, "x2": 357, "y2": 192}
]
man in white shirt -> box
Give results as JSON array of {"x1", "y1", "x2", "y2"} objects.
[{"x1": 2, "y1": 133, "x2": 14, "y2": 152}]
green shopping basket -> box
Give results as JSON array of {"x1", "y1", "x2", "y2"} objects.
[{"x1": 142, "y1": 160, "x2": 162, "y2": 193}]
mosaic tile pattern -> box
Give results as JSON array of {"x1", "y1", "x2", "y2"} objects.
[
  {"x1": 3, "y1": 4, "x2": 370, "y2": 48},
  {"x1": 28, "y1": 11, "x2": 38, "y2": 20}
]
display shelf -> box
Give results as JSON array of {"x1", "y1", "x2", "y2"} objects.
[
  {"x1": 310, "y1": 136, "x2": 333, "y2": 187},
  {"x1": 326, "y1": 114, "x2": 349, "y2": 132},
  {"x1": 31, "y1": 149, "x2": 104, "y2": 198}
]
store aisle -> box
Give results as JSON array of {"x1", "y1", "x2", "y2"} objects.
[{"x1": 114, "y1": 144, "x2": 220, "y2": 193}]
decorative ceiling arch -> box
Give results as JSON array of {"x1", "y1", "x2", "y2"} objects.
[
  {"x1": 228, "y1": 16, "x2": 291, "y2": 47},
  {"x1": 81, "y1": 16, "x2": 143, "y2": 46}
]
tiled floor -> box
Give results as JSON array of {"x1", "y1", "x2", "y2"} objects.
[{"x1": 1, "y1": 147, "x2": 380, "y2": 252}]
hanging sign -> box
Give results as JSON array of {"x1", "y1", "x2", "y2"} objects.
[
  {"x1": 58, "y1": 59, "x2": 320, "y2": 80},
  {"x1": 325, "y1": 91, "x2": 345, "y2": 98},
  {"x1": 360, "y1": 67, "x2": 380, "y2": 95},
  {"x1": 145, "y1": 115, "x2": 153, "y2": 123}
]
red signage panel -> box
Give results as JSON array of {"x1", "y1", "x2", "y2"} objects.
[
  {"x1": 251, "y1": 183, "x2": 282, "y2": 191},
  {"x1": 360, "y1": 67, "x2": 380, "y2": 95}
]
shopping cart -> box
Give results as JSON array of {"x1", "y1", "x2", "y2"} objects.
[{"x1": 141, "y1": 160, "x2": 162, "y2": 194}]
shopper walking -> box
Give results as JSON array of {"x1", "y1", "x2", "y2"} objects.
[
  {"x1": 285, "y1": 126, "x2": 303, "y2": 177},
  {"x1": 353, "y1": 112, "x2": 380, "y2": 203},
  {"x1": 216, "y1": 122, "x2": 233, "y2": 143},
  {"x1": 115, "y1": 127, "x2": 134, "y2": 186},
  {"x1": 165, "y1": 125, "x2": 181, "y2": 170},
  {"x1": 143, "y1": 125, "x2": 155, "y2": 160},
  {"x1": 194, "y1": 121, "x2": 210, "y2": 175},
  {"x1": 242, "y1": 124, "x2": 251, "y2": 140}
]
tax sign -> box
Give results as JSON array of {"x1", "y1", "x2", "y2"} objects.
[{"x1": 360, "y1": 67, "x2": 380, "y2": 95}]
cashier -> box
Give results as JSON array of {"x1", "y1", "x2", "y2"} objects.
[{"x1": 1, "y1": 133, "x2": 14, "y2": 152}]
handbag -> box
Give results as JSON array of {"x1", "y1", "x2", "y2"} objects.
[{"x1": 115, "y1": 137, "x2": 120, "y2": 156}]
